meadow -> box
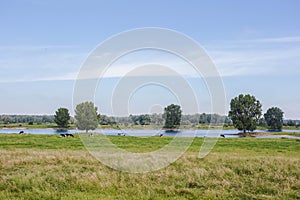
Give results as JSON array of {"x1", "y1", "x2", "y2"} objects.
[{"x1": 0, "y1": 134, "x2": 299, "y2": 199}]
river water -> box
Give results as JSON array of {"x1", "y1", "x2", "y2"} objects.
[{"x1": 0, "y1": 128, "x2": 299, "y2": 139}]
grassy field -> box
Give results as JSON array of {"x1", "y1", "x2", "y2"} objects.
[
  {"x1": 0, "y1": 134, "x2": 299, "y2": 199},
  {"x1": 271, "y1": 132, "x2": 300, "y2": 136}
]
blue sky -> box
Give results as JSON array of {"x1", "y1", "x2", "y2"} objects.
[{"x1": 0, "y1": 0, "x2": 300, "y2": 119}]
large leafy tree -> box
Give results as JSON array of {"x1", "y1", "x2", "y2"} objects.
[
  {"x1": 54, "y1": 108, "x2": 70, "y2": 129},
  {"x1": 163, "y1": 104, "x2": 182, "y2": 129},
  {"x1": 228, "y1": 94, "x2": 262, "y2": 133},
  {"x1": 74, "y1": 101, "x2": 99, "y2": 133},
  {"x1": 264, "y1": 107, "x2": 284, "y2": 131}
]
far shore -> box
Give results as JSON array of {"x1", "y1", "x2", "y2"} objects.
[{"x1": 232, "y1": 132, "x2": 271, "y2": 137}]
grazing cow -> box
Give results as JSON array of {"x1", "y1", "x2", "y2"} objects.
[
  {"x1": 159, "y1": 133, "x2": 163, "y2": 137},
  {"x1": 65, "y1": 133, "x2": 74, "y2": 137},
  {"x1": 220, "y1": 134, "x2": 225, "y2": 138},
  {"x1": 19, "y1": 131, "x2": 24, "y2": 134}
]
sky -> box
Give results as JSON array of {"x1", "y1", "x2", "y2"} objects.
[{"x1": 0, "y1": 0, "x2": 300, "y2": 119}]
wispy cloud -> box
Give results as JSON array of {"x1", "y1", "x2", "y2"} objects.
[
  {"x1": 247, "y1": 36, "x2": 300, "y2": 43},
  {"x1": 0, "y1": 44, "x2": 88, "y2": 83},
  {"x1": 206, "y1": 36, "x2": 300, "y2": 77},
  {"x1": 1, "y1": 36, "x2": 300, "y2": 83}
]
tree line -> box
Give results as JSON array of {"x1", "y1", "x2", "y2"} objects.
[
  {"x1": 228, "y1": 94, "x2": 299, "y2": 132},
  {"x1": 0, "y1": 111, "x2": 231, "y2": 127},
  {"x1": 99, "y1": 113, "x2": 231, "y2": 126},
  {"x1": 0, "y1": 115, "x2": 55, "y2": 124},
  {"x1": 58, "y1": 95, "x2": 298, "y2": 133},
  {"x1": 52, "y1": 103, "x2": 232, "y2": 132},
  {"x1": 1, "y1": 94, "x2": 299, "y2": 133}
]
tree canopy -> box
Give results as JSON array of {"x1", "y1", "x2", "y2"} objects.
[
  {"x1": 0, "y1": 115, "x2": 55, "y2": 124},
  {"x1": 74, "y1": 101, "x2": 99, "y2": 133},
  {"x1": 286, "y1": 119, "x2": 296, "y2": 126},
  {"x1": 54, "y1": 108, "x2": 70, "y2": 129},
  {"x1": 228, "y1": 94, "x2": 262, "y2": 133},
  {"x1": 130, "y1": 114, "x2": 151, "y2": 125},
  {"x1": 163, "y1": 104, "x2": 182, "y2": 129},
  {"x1": 264, "y1": 107, "x2": 284, "y2": 131}
]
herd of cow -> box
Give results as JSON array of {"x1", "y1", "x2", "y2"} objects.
[
  {"x1": 19, "y1": 130, "x2": 74, "y2": 137},
  {"x1": 18, "y1": 131, "x2": 166, "y2": 137},
  {"x1": 60, "y1": 133, "x2": 74, "y2": 137}
]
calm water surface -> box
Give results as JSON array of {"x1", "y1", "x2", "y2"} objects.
[{"x1": 0, "y1": 128, "x2": 299, "y2": 139}]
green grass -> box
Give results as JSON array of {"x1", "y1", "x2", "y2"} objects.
[
  {"x1": 0, "y1": 134, "x2": 299, "y2": 199},
  {"x1": 0, "y1": 123, "x2": 76, "y2": 129},
  {"x1": 281, "y1": 126, "x2": 300, "y2": 130},
  {"x1": 270, "y1": 132, "x2": 300, "y2": 136}
]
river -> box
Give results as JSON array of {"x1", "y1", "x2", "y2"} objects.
[{"x1": 0, "y1": 128, "x2": 299, "y2": 139}]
